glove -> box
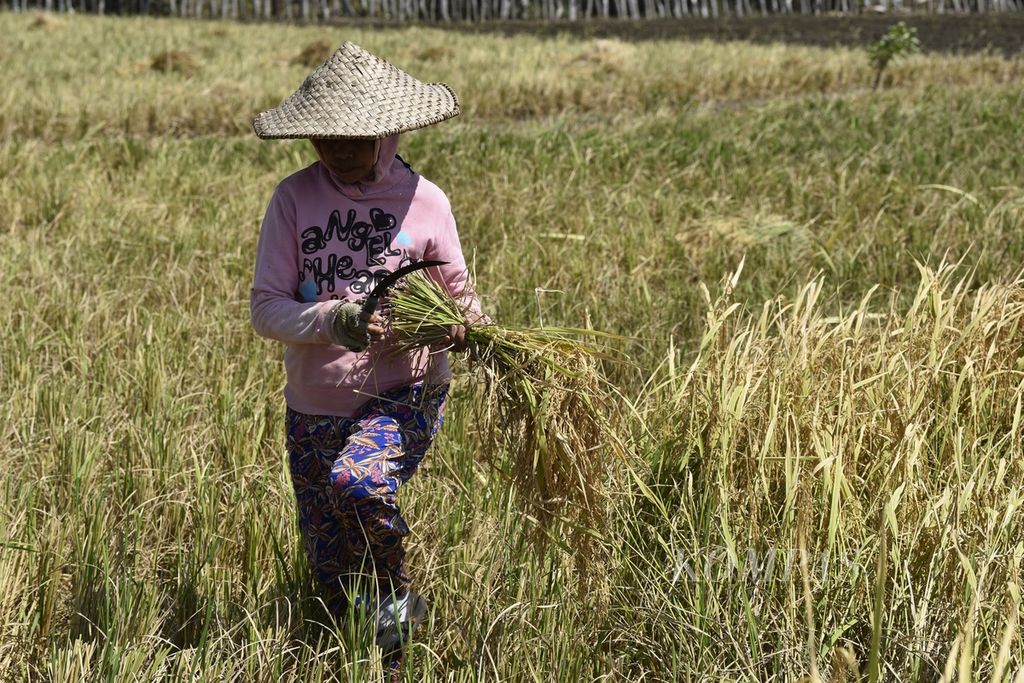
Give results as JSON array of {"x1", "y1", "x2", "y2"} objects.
[{"x1": 326, "y1": 300, "x2": 371, "y2": 352}]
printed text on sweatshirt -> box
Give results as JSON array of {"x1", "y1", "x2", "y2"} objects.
[{"x1": 250, "y1": 140, "x2": 480, "y2": 417}]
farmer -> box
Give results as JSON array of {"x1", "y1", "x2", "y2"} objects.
[{"x1": 249, "y1": 42, "x2": 481, "y2": 680}]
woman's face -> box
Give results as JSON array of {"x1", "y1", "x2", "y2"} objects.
[{"x1": 311, "y1": 138, "x2": 378, "y2": 183}]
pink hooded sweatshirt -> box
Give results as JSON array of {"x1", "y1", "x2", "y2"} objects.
[{"x1": 250, "y1": 135, "x2": 480, "y2": 417}]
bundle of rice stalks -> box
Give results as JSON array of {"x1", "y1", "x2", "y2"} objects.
[
  {"x1": 150, "y1": 50, "x2": 200, "y2": 77},
  {"x1": 410, "y1": 45, "x2": 455, "y2": 63},
  {"x1": 29, "y1": 14, "x2": 64, "y2": 31},
  {"x1": 292, "y1": 39, "x2": 333, "y2": 68},
  {"x1": 388, "y1": 273, "x2": 629, "y2": 547},
  {"x1": 568, "y1": 39, "x2": 635, "y2": 75}
]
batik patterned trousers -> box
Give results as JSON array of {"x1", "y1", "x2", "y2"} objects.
[{"x1": 286, "y1": 382, "x2": 448, "y2": 611}]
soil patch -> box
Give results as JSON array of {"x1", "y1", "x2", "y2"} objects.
[{"x1": 319, "y1": 15, "x2": 1024, "y2": 55}]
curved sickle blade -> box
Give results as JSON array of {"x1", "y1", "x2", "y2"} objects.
[{"x1": 360, "y1": 259, "x2": 449, "y2": 317}]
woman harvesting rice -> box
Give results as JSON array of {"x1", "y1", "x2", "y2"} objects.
[{"x1": 249, "y1": 43, "x2": 481, "y2": 680}]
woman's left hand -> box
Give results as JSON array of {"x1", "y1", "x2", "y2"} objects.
[{"x1": 444, "y1": 324, "x2": 468, "y2": 353}]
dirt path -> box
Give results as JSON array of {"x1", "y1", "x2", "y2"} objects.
[{"x1": 439, "y1": 15, "x2": 1024, "y2": 55}]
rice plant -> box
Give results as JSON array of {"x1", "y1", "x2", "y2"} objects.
[
  {"x1": 2, "y1": 13, "x2": 1023, "y2": 681},
  {"x1": 388, "y1": 272, "x2": 629, "y2": 549}
]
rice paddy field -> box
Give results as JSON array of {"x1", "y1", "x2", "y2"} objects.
[{"x1": 2, "y1": 12, "x2": 1024, "y2": 682}]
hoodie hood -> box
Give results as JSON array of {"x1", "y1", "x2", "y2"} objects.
[{"x1": 318, "y1": 134, "x2": 407, "y2": 198}]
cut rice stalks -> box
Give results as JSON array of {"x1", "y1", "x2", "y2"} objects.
[{"x1": 388, "y1": 273, "x2": 630, "y2": 546}]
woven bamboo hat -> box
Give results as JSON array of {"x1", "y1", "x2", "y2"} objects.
[{"x1": 253, "y1": 42, "x2": 460, "y2": 140}]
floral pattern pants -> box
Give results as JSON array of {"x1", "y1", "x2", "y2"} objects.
[{"x1": 285, "y1": 382, "x2": 448, "y2": 611}]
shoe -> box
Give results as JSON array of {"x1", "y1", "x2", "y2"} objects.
[
  {"x1": 354, "y1": 588, "x2": 429, "y2": 652},
  {"x1": 375, "y1": 588, "x2": 428, "y2": 652}
]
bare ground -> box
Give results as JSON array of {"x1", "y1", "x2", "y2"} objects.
[{"x1": 315, "y1": 15, "x2": 1024, "y2": 55}]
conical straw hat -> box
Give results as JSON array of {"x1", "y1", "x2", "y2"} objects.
[{"x1": 253, "y1": 42, "x2": 460, "y2": 140}]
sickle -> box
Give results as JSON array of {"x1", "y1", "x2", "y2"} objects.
[{"x1": 360, "y1": 259, "x2": 449, "y2": 318}]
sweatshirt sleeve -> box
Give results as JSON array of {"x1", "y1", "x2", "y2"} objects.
[
  {"x1": 250, "y1": 186, "x2": 339, "y2": 345},
  {"x1": 424, "y1": 203, "x2": 487, "y2": 325}
]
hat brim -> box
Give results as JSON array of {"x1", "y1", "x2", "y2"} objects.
[
  {"x1": 253, "y1": 82, "x2": 459, "y2": 140},
  {"x1": 253, "y1": 43, "x2": 461, "y2": 140}
]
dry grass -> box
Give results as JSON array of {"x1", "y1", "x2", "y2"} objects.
[
  {"x1": 292, "y1": 38, "x2": 334, "y2": 67},
  {"x1": 150, "y1": 49, "x2": 200, "y2": 76},
  {"x1": 566, "y1": 38, "x2": 635, "y2": 74},
  {"x1": 28, "y1": 13, "x2": 64, "y2": 30},
  {"x1": 411, "y1": 44, "x2": 455, "y2": 62}
]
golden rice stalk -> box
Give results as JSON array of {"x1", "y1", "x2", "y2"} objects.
[{"x1": 387, "y1": 273, "x2": 627, "y2": 543}]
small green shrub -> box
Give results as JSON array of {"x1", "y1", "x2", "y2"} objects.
[{"x1": 868, "y1": 21, "x2": 921, "y2": 90}]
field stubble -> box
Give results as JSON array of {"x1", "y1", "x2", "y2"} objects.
[{"x1": 1, "y1": 12, "x2": 1023, "y2": 682}]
